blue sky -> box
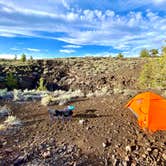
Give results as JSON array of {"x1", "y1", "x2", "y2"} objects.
[{"x1": 0, "y1": 0, "x2": 166, "y2": 59}]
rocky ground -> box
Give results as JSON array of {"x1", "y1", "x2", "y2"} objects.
[
  {"x1": 0, "y1": 94, "x2": 166, "y2": 165},
  {"x1": 0, "y1": 57, "x2": 166, "y2": 165},
  {"x1": 0, "y1": 57, "x2": 146, "y2": 92}
]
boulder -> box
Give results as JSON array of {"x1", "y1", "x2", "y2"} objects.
[{"x1": 18, "y1": 76, "x2": 37, "y2": 89}]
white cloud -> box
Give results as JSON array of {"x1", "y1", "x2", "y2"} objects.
[
  {"x1": 0, "y1": 54, "x2": 15, "y2": 59},
  {"x1": 0, "y1": 33, "x2": 16, "y2": 37},
  {"x1": 0, "y1": 0, "x2": 166, "y2": 57},
  {"x1": 10, "y1": 47, "x2": 20, "y2": 51},
  {"x1": 59, "y1": 49, "x2": 75, "y2": 54},
  {"x1": 84, "y1": 52, "x2": 111, "y2": 57},
  {"x1": 152, "y1": 0, "x2": 166, "y2": 4},
  {"x1": 63, "y1": 45, "x2": 81, "y2": 48},
  {"x1": 66, "y1": 12, "x2": 79, "y2": 21},
  {"x1": 1, "y1": 6, "x2": 13, "y2": 13},
  {"x1": 27, "y1": 48, "x2": 40, "y2": 52},
  {"x1": 62, "y1": 0, "x2": 70, "y2": 9}
]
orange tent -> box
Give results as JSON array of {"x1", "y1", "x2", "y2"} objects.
[{"x1": 125, "y1": 92, "x2": 166, "y2": 131}]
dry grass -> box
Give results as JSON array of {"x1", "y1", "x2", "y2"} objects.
[
  {"x1": 86, "y1": 87, "x2": 110, "y2": 98},
  {"x1": 0, "y1": 88, "x2": 8, "y2": 97},
  {"x1": 41, "y1": 89, "x2": 84, "y2": 106},
  {"x1": 13, "y1": 89, "x2": 24, "y2": 101},
  {"x1": 0, "y1": 124, "x2": 6, "y2": 131},
  {"x1": 41, "y1": 95, "x2": 53, "y2": 106},
  {"x1": 0, "y1": 105, "x2": 11, "y2": 117},
  {"x1": 4, "y1": 115, "x2": 21, "y2": 126},
  {"x1": 0, "y1": 115, "x2": 21, "y2": 131}
]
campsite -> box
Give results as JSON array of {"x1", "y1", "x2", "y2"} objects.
[
  {"x1": 0, "y1": 58, "x2": 166, "y2": 165},
  {"x1": 0, "y1": 0, "x2": 166, "y2": 165}
]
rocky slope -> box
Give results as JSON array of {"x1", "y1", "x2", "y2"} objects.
[{"x1": 0, "y1": 58, "x2": 146, "y2": 92}]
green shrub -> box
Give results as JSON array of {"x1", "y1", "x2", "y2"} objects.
[
  {"x1": 138, "y1": 60, "x2": 154, "y2": 88},
  {"x1": 30, "y1": 56, "x2": 33, "y2": 61},
  {"x1": 20, "y1": 54, "x2": 26, "y2": 62},
  {"x1": 37, "y1": 77, "x2": 47, "y2": 91},
  {"x1": 149, "y1": 49, "x2": 158, "y2": 57},
  {"x1": 161, "y1": 46, "x2": 166, "y2": 56},
  {"x1": 6, "y1": 73, "x2": 18, "y2": 90},
  {"x1": 14, "y1": 55, "x2": 17, "y2": 61},
  {"x1": 117, "y1": 53, "x2": 124, "y2": 58},
  {"x1": 138, "y1": 56, "x2": 166, "y2": 88},
  {"x1": 140, "y1": 49, "x2": 150, "y2": 57}
]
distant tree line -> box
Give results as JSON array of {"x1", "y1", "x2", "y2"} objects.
[
  {"x1": 140, "y1": 46, "x2": 166, "y2": 57},
  {"x1": 110, "y1": 42, "x2": 166, "y2": 58},
  {"x1": 138, "y1": 43, "x2": 166, "y2": 89},
  {"x1": 14, "y1": 54, "x2": 33, "y2": 62}
]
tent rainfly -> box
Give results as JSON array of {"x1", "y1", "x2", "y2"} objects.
[{"x1": 125, "y1": 92, "x2": 166, "y2": 131}]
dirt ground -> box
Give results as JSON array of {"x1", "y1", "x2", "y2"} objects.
[{"x1": 0, "y1": 94, "x2": 166, "y2": 165}]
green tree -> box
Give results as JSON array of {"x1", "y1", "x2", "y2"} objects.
[
  {"x1": 149, "y1": 49, "x2": 158, "y2": 57},
  {"x1": 30, "y1": 56, "x2": 33, "y2": 61},
  {"x1": 20, "y1": 54, "x2": 26, "y2": 62},
  {"x1": 14, "y1": 55, "x2": 17, "y2": 61},
  {"x1": 37, "y1": 77, "x2": 47, "y2": 91},
  {"x1": 138, "y1": 56, "x2": 166, "y2": 88},
  {"x1": 117, "y1": 53, "x2": 124, "y2": 58},
  {"x1": 138, "y1": 60, "x2": 155, "y2": 88},
  {"x1": 140, "y1": 49, "x2": 150, "y2": 57},
  {"x1": 161, "y1": 46, "x2": 166, "y2": 56},
  {"x1": 155, "y1": 56, "x2": 166, "y2": 87},
  {"x1": 6, "y1": 73, "x2": 18, "y2": 90}
]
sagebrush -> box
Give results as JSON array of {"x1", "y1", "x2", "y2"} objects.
[{"x1": 138, "y1": 56, "x2": 166, "y2": 89}]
